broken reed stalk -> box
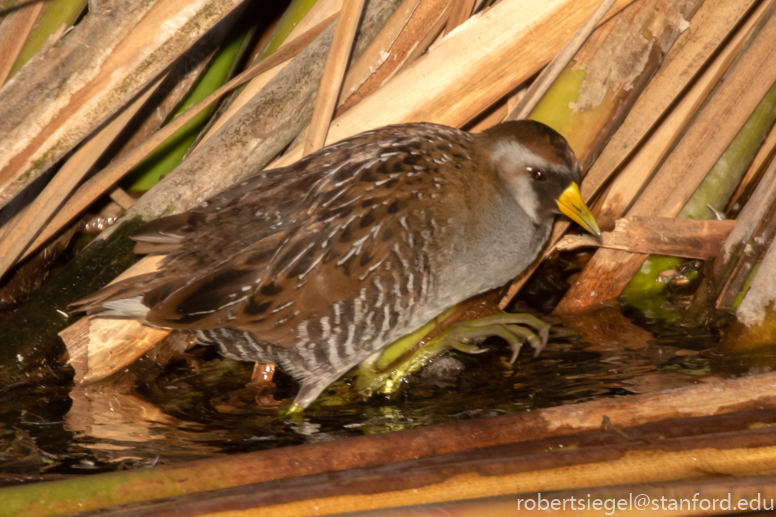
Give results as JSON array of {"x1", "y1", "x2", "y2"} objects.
[
  {"x1": 64, "y1": 256, "x2": 168, "y2": 384},
  {"x1": 553, "y1": 0, "x2": 776, "y2": 315},
  {"x1": 17, "y1": 16, "x2": 333, "y2": 264},
  {"x1": 506, "y1": 0, "x2": 617, "y2": 121},
  {"x1": 109, "y1": 188, "x2": 136, "y2": 210},
  {"x1": 303, "y1": 0, "x2": 366, "y2": 155}
]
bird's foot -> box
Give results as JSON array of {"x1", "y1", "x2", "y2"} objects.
[
  {"x1": 437, "y1": 313, "x2": 550, "y2": 363},
  {"x1": 245, "y1": 362, "x2": 279, "y2": 407},
  {"x1": 354, "y1": 313, "x2": 550, "y2": 398}
]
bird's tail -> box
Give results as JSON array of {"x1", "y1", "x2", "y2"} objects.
[{"x1": 69, "y1": 272, "x2": 163, "y2": 317}]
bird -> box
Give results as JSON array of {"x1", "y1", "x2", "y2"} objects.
[{"x1": 74, "y1": 120, "x2": 600, "y2": 409}]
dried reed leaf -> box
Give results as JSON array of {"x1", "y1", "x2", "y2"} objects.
[{"x1": 304, "y1": 0, "x2": 367, "y2": 155}]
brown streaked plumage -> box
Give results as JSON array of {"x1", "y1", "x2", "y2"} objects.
[{"x1": 75, "y1": 120, "x2": 596, "y2": 408}]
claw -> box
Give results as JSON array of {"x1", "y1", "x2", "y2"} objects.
[
  {"x1": 536, "y1": 326, "x2": 550, "y2": 357},
  {"x1": 509, "y1": 341, "x2": 524, "y2": 364}
]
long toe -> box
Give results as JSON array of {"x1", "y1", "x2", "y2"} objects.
[{"x1": 505, "y1": 324, "x2": 547, "y2": 358}]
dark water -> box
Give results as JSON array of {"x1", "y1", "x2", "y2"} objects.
[{"x1": 1, "y1": 303, "x2": 771, "y2": 483}]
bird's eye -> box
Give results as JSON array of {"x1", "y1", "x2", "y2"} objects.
[{"x1": 529, "y1": 168, "x2": 546, "y2": 182}]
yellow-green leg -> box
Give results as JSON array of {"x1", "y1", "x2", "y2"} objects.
[{"x1": 354, "y1": 313, "x2": 551, "y2": 398}]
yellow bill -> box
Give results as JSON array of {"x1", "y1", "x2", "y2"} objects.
[{"x1": 556, "y1": 182, "x2": 601, "y2": 237}]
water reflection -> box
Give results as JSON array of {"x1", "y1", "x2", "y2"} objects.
[{"x1": 0, "y1": 306, "x2": 768, "y2": 478}]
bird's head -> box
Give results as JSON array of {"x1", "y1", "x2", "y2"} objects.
[{"x1": 483, "y1": 120, "x2": 600, "y2": 236}]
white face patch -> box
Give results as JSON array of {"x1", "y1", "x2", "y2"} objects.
[
  {"x1": 510, "y1": 174, "x2": 541, "y2": 223},
  {"x1": 490, "y1": 140, "x2": 551, "y2": 224}
]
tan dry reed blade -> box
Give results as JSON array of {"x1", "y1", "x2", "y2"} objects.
[
  {"x1": 303, "y1": 0, "x2": 367, "y2": 156},
  {"x1": 400, "y1": 0, "x2": 452, "y2": 68},
  {"x1": 335, "y1": 0, "x2": 423, "y2": 115},
  {"x1": 506, "y1": 0, "x2": 617, "y2": 121},
  {"x1": 17, "y1": 14, "x2": 336, "y2": 264}
]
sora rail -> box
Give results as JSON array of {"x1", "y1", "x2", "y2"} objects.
[{"x1": 76, "y1": 120, "x2": 600, "y2": 408}]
